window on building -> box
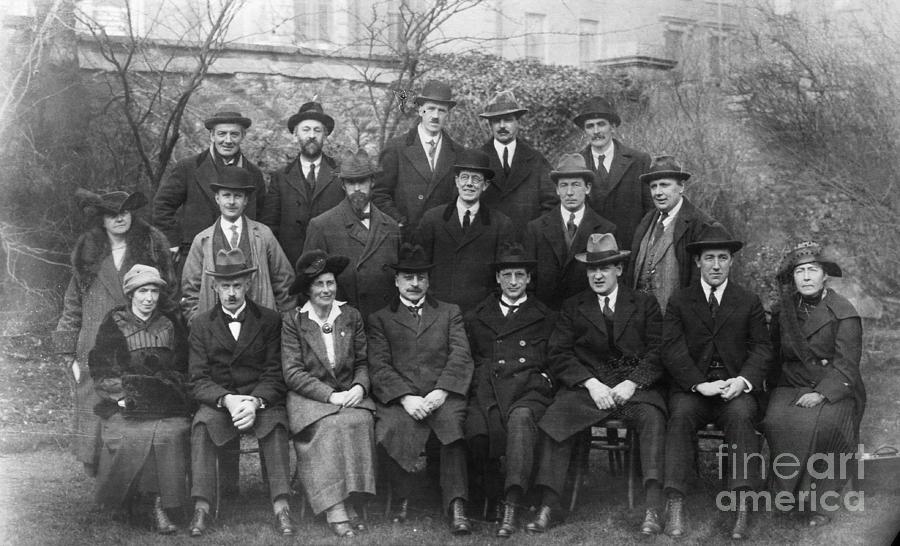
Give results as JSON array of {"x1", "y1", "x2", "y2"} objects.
[
  {"x1": 525, "y1": 12, "x2": 545, "y2": 61},
  {"x1": 294, "y1": 0, "x2": 333, "y2": 43},
  {"x1": 579, "y1": 19, "x2": 598, "y2": 66}
]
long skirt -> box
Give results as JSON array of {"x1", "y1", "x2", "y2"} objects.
[
  {"x1": 95, "y1": 413, "x2": 191, "y2": 509},
  {"x1": 294, "y1": 408, "x2": 376, "y2": 514},
  {"x1": 762, "y1": 387, "x2": 858, "y2": 498}
]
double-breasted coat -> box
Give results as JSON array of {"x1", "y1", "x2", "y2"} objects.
[
  {"x1": 479, "y1": 138, "x2": 557, "y2": 230},
  {"x1": 303, "y1": 199, "x2": 400, "y2": 319},
  {"x1": 259, "y1": 153, "x2": 344, "y2": 266},
  {"x1": 372, "y1": 127, "x2": 462, "y2": 231},
  {"x1": 367, "y1": 296, "x2": 474, "y2": 471},
  {"x1": 523, "y1": 206, "x2": 617, "y2": 309},
  {"x1": 580, "y1": 139, "x2": 652, "y2": 251},
  {"x1": 415, "y1": 202, "x2": 515, "y2": 312},
  {"x1": 153, "y1": 149, "x2": 266, "y2": 247},
  {"x1": 539, "y1": 286, "x2": 665, "y2": 442}
]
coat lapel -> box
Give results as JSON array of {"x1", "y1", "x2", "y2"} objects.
[
  {"x1": 431, "y1": 135, "x2": 454, "y2": 186},
  {"x1": 540, "y1": 213, "x2": 568, "y2": 265},
  {"x1": 613, "y1": 288, "x2": 638, "y2": 344},
  {"x1": 232, "y1": 305, "x2": 263, "y2": 361},
  {"x1": 96, "y1": 256, "x2": 124, "y2": 301},
  {"x1": 298, "y1": 311, "x2": 334, "y2": 376},
  {"x1": 499, "y1": 298, "x2": 544, "y2": 336},
  {"x1": 195, "y1": 155, "x2": 222, "y2": 215},
  {"x1": 458, "y1": 209, "x2": 488, "y2": 250},
  {"x1": 210, "y1": 309, "x2": 238, "y2": 354},
  {"x1": 712, "y1": 283, "x2": 737, "y2": 334},
  {"x1": 358, "y1": 208, "x2": 391, "y2": 267},
  {"x1": 607, "y1": 143, "x2": 634, "y2": 192},
  {"x1": 403, "y1": 134, "x2": 434, "y2": 184},
  {"x1": 579, "y1": 296, "x2": 609, "y2": 338},
  {"x1": 801, "y1": 297, "x2": 834, "y2": 338},
  {"x1": 390, "y1": 305, "x2": 420, "y2": 334},
  {"x1": 417, "y1": 301, "x2": 439, "y2": 337},
  {"x1": 311, "y1": 160, "x2": 339, "y2": 203},
  {"x1": 332, "y1": 311, "x2": 353, "y2": 373},
  {"x1": 284, "y1": 161, "x2": 310, "y2": 199},
  {"x1": 688, "y1": 283, "x2": 715, "y2": 332}
]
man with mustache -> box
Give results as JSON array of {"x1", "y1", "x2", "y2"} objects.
[
  {"x1": 373, "y1": 80, "x2": 462, "y2": 236},
  {"x1": 303, "y1": 149, "x2": 400, "y2": 319},
  {"x1": 627, "y1": 155, "x2": 716, "y2": 313},
  {"x1": 575, "y1": 96, "x2": 652, "y2": 251},
  {"x1": 260, "y1": 102, "x2": 344, "y2": 266}
]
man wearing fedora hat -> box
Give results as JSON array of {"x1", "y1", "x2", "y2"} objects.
[
  {"x1": 414, "y1": 148, "x2": 514, "y2": 312},
  {"x1": 260, "y1": 101, "x2": 344, "y2": 266},
  {"x1": 660, "y1": 223, "x2": 773, "y2": 540},
  {"x1": 367, "y1": 243, "x2": 475, "y2": 535},
  {"x1": 186, "y1": 248, "x2": 296, "y2": 537},
  {"x1": 524, "y1": 153, "x2": 617, "y2": 310},
  {"x1": 303, "y1": 149, "x2": 400, "y2": 319},
  {"x1": 153, "y1": 104, "x2": 266, "y2": 266},
  {"x1": 628, "y1": 155, "x2": 716, "y2": 312},
  {"x1": 373, "y1": 80, "x2": 463, "y2": 234},
  {"x1": 463, "y1": 242, "x2": 557, "y2": 538},
  {"x1": 574, "y1": 96, "x2": 651, "y2": 252},
  {"x1": 477, "y1": 90, "x2": 557, "y2": 231},
  {"x1": 181, "y1": 166, "x2": 294, "y2": 325},
  {"x1": 525, "y1": 233, "x2": 667, "y2": 536}
]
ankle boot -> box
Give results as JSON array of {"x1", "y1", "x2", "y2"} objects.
[{"x1": 152, "y1": 495, "x2": 177, "y2": 535}]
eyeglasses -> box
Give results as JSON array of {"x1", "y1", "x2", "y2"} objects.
[{"x1": 457, "y1": 173, "x2": 485, "y2": 183}]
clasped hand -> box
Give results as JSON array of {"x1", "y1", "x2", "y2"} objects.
[
  {"x1": 585, "y1": 379, "x2": 636, "y2": 410},
  {"x1": 223, "y1": 394, "x2": 259, "y2": 431},
  {"x1": 401, "y1": 389, "x2": 448, "y2": 421},
  {"x1": 328, "y1": 385, "x2": 365, "y2": 408},
  {"x1": 696, "y1": 378, "x2": 745, "y2": 401},
  {"x1": 795, "y1": 392, "x2": 825, "y2": 408}
]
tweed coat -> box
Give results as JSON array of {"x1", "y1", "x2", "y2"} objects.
[
  {"x1": 259, "y1": 153, "x2": 343, "y2": 266},
  {"x1": 367, "y1": 296, "x2": 474, "y2": 471},
  {"x1": 281, "y1": 303, "x2": 375, "y2": 435},
  {"x1": 414, "y1": 202, "x2": 515, "y2": 312},
  {"x1": 372, "y1": 126, "x2": 462, "y2": 230},
  {"x1": 523, "y1": 205, "x2": 617, "y2": 309},
  {"x1": 188, "y1": 299, "x2": 288, "y2": 445},
  {"x1": 152, "y1": 149, "x2": 266, "y2": 247},
  {"x1": 464, "y1": 294, "x2": 557, "y2": 453},
  {"x1": 180, "y1": 217, "x2": 294, "y2": 324},
  {"x1": 53, "y1": 219, "x2": 177, "y2": 467},
  {"x1": 580, "y1": 139, "x2": 652, "y2": 251},
  {"x1": 662, "y1": 281, "x2": 774, "y2": 395},
  {"x1": 303, "y1": 199, "x2": 400, "y2": 319},
  {"x1": 539, "y1": 286, "x2": 666, "y2": 442},
  {"x1": 479, "y1": 138, "x2": 558, "y2": 230},
  {"x1": 627, "y1": 197, "x2": 715, "y2": 292}
]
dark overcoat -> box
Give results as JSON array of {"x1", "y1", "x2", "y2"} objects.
[
  {"x1": 479, "y1": 138, "x2": 558, "y2": 230},
  {"x1": 662, "y1": 281, "x2": 773, "y2": 394},
  {"x1": 367, "y1": 296, "x2": 473, "y2": 471},
  {"x1": 188, "y1": 299, "x2": 288, "y2": 445},
  {"x1": 152, "y1": 149, "x2": 266, "y2": 247},
  {"x1": 539, "y1": 286, "x2": 665, "y2": 442},
  {"x1": 523, "y1": 206, "x2": 617, "y2": 309},
  {"x1": 259, "y1": 153, "x2": 343, "y2": 266},
  {"x1": 303, "y1": 199, "x2": 400, "y2": 319},
  {"x1": 372, "y1": 126, "x2": 462, "y2": 230},
  {"x1": 415, "y1": 202, "x2": 515, "y2": 312},
  {"x1": 281, "y1": 304, "x2": 375, "y2": 435},
  {"x1": 464, "y1": 295, "x2": 557, "y2": 453},
  {"x1": 580, "y1": 139, "x2": 652, "y2": 251}
]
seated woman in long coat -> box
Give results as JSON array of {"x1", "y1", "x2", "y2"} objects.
[
  {"x1": 282, "y1": 250, "x2": 377, "y2": 538},
  {"x1": 88, "y1": 264, "x2": 189, "y2": 534},
  {"x1": 762, "y1": 241, "x2": 866, "y2": 528}
]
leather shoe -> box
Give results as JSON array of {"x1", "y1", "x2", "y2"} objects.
[
  {"x1": 808, "y1": 513, "x2": 831, "y2": 527},
  {"x1": 391, "y1": 498, "x2": 409, "y2": 523},
  {"x1": 640, "y1": 507, "x2": 662, "y2": 535},
  {"x1": 524, "y1": 505, "x2": 562, "y2": 534},
  {"x1": 449, "y1": 498, "x2": 471, "y2": 535},
  {"x1": 329, "y1": 521, "x2": 356, "y2": 538},
  {"x1": 349, "y1": 516, "x2": 367, "y2": 532},
  {"x1": 189, "y1": 507, "x2": 210, "y2": 537},
  {"x1": 496, "y1": 501, "x2": 517, "y2": 538},
  {"x1": 731, "y1": 504, "x2": 750, "y2": 540},
  {"x1": 664, "y1": 496, "x2": 685, "y2": 538},
  {"x1": 151, "y1": 495, "x2": 177, "y2": 535},
  {"x1": 275, "y1": 507, "x2": 296, "y2": 536}
]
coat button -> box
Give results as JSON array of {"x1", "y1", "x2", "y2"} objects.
[
  {"x1": 519, "y1": 340, "x2": 526, "y2": 347},
  {"x1": 417, "y1": 194, "x2": 424, "y2": 200},
  {"x1": 498, "y1": 359, "x2": 506, "y2": 365},
  {"x1": 519, "y1": 357, "x2": 526, "y2": 363}
]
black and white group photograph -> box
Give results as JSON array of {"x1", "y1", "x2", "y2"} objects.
[{"x1": 1, "y1": 0, "x2": 899, "y2": 544}]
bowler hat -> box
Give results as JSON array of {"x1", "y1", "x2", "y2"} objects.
[
  {"x1": 204, "y1": 104, "x2": 252, "y2": 130},
  {"x1": 287, "y1": 101, "x2": 336, "y2": 134},
  {"x1": 685, "y1": 223, "x2": 744, "y2": 255},
  {"x1": 209, "y1": 166, "x2": 257, "y2": 193},
  {"x1": 389, "y1": 243, "x2": 433, "y2": 272},
  {"x1": 575, "y1": 233, "x2": 631, "y2": 265},
  {"x1": 453, "y1": 149, "x2": 495, "y2": 180},
  {"x1": 640, "y1": 155, "x2": 692, "y2": 184},
  {"x1": 206, "y1": 248, "x2": 258, "y2": 278},
  {"x1": 493, "y1": 242, "x2": 536, "y2": 271},
  {"x1": 338, "y1": 149, "x2": 380, "y2": 180},
  {"x1": 122, "y1": 264, "x2": 167, "y2": 295},
  {"x1": 414, "y1": 80, "x2": 457, "y2": 108},
  {"x1": 573, "y1": 96, "x2": 621, "y2": 128},
  {"x1": 776, "y1": 241, "x2": 842, "y2": 283},
  {"x1": 289, "y1": 250, "x2": 350, "y2": 296},
  {"x1": 550, "y1": 153, "x2": 596, "y2": 184},
  {"x1": 75, "y1": 188, "x2": 148, "y2": 217},
  {"x1": 479, "y1": 90, "x2": 528, "y2": 119}
]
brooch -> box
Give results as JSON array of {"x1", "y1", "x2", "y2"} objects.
[{"x1": 322, "y1": 323, "x2": 333, "y2": 334}]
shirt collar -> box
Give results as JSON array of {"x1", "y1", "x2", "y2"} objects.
[
  {"x1": 592, "y1": 140, "x2": 615, "y2": 160},
  {"x1": 560, "y1": 205, "x2": 586, "y2": 225},
  {"x1": 700, "y1": 278, "x2": 728, "y2": 300},
  {"x1": 660, "y1": 195, "x2": 684, "y2": 222},
  {"x1": 220, "y1": 216, "x2": 244, "y2": 231},
  {"x1": 597, "y1": 285, "x2": 619, "y2": 310},
  {"x1": 300, "y1": 300, "x2": 345, "y2": 327},
  {"x1": 457, "y1": 197, "x2": 480, "y2": 218},
  {"x1": 399, "y1": 295, "x2": 425, "y2": 308},
  {"x1": 418, "y1": 124, "x2": 442, "y2": 147},
  {"x1": 493, "y1": 138, "x2": 517, "y2": 160},
  {"x1": 210, "y1": 144, "x2": 242, "y2": 166},
  {"x1": 500, "y1": 294, "x2": 527, "y2": 307},
  {"x1": 299, "y1": 155, "x2": 322, "y2": 170},
  {"x1": 222, "y1": 302, "x2": 247, "y2": 319}
]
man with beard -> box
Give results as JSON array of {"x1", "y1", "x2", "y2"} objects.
[
  {"x1": 260, "y1": 102, "x2": 343, "y2": 266},
  {"x1": 153, "y1": 104, "x2": 266, "y2": 269},
  {"x1": 575, "y1": 97, "x2": 652, "y2": 251},
  {"x1": 303, "y1": 150, "x2": 400, "y2": 319},
  {"x1": 478, "y1": 90, "x2": 557, "y2": 231}
]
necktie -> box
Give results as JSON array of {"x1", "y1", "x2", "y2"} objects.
[
  {"x1": 649, "y1": 212, "x2": 667, "y2": 246},
  {"x1": 229, "y1": 224, "x2": 239, "y2": 249},
  {"x1": 462, "y1": 210, "x2": 471, "y2": 231},
  {"x1": 499, "y1": 299, "x2": 519, "y2": 316},
  {"x1": 307, "y1": 163, "x2": 316, "y2": 188},
  {"x1": 502, "y1": 146, "x2": 510, "y2": 176},
  {"x1": 602, "y1": 296, "x2": 614, "y2": 320},
  {"x1": 709, "y1": 286, "x2": 719, "y2": 319},
  {"x1": 406, "y1": 304, "x2": 422, "y2": 322},
  {"x1": 226, "y1": 312, "x2": 244, "y2": 323},
  {"x1": 427, "y1": 139, "x2": 437, "y2": 170},
  {"x1": 565, "y1": 212, "x2": 577, "y2": 246},
  {"x1": 596, "y1": 154, "x2": 608, "y2": 177}
]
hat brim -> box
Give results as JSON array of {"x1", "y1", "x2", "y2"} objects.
[
  {"x1": 574, "y1": 250, "x2": 631, "y2": 265},
  {"x1": 289, "y1": 256, "x2": 350, "y2": 295},
  {"x1": 388, "y1": 263, "x2": 434, "y2": 272},
  {"x1": 287, "y1": 112, "x2": 335, "y2": 134},
  {"x1": 776, "y1": 257, "x2": 842, "y2": 283},
  {"x1": 206, "y1": 264, "x2": 258, "y2": 278},
  {"x1": 494, "y1": 260, "x2": 537, "y2": 270},
  {"x1": 93, "y1": 192, "x2": 149, "y2": 216},
  {"x1": 550, "y1": 170, "x2": 596, "y2": 184},
  {"x1": 640, "y1": 170, "x2": 692, "y2": 184},
  {"x1": 414, "y1": 96, "x2": 457, "y2": 109},
  {"x1": 339, "y1": 169, "x2": 381, "y2": 181},
  {"x1": 573, "y1": 112, "x2": 622, "y2": 128},
  {"x1": 204, "y1": 116, "x2": 252, "y2": 130},
  {"x1": 686, "y1": 240, "x2": 744, "y2": 255},
  {"x1": 454, "y1": 165, "x2": 495, "y2": 180},
  {"x1": 209, "y1": 183, "x2": 257, "y2": 193},
  {"x1": 479, "y1": 108, "x2": 528, "y2": 119}
]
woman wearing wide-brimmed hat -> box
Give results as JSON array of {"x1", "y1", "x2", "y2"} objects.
[
  {"x1": 281, "y1": 250, "x2": 377, "y2": 538},
  {"x1": 53, "y1": 189, "x2": 177, "y2": 476},
  {"x1": 762, "y1": 241, "x2": 866, "y2": 528}
]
